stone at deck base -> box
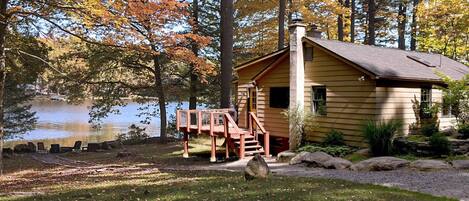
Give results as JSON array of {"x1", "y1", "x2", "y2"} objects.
[
  {"x1": 117, "y1": 151, "x2": 132, "y2": 158},
  {"x1": 322, "y1": 157, "x2": 353, "y2": 170},
  {"x1": 451, "y1": 160, "x2": 469, "y2": 169},
  {"x1": 302, "y1": 152, "x2": 334, "y2": 167},
  {"x1": 409, "y1": 160, "x2": 452, "y2": 171},
  {"x1": 277, "y1": 151, "x2": 297, "y2": 163},
  {"x1": 351, "y1": 157, "x2": 409, "y2": 171},
  {"x1": 289, "y1": 151, "x2": 309, "y2": 165},
  {"x1": 245, "y1": 154, "x2": 270, "y2": 180}
]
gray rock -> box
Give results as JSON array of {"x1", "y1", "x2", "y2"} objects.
[
  {"x1": 289, "y1": 151, "x2": 309, "y2": 165},
  {"x1": 451, "y1": 160, "x2": 469, "y2": 169},
  {"x1": 355, "y1": 148, "x2": 370, "y2": 157},
  {"x1": 14, "y1": 144, "x2": 33, "y2": 153},
  {"x1": 277, "y1": 151, "x2": 297, "y2": 163},
  {"x1": 322, "y1": 157, "x2": 353, "y2": 170},
  {"x1": 351, "y1": 157, "x2": 410, "y2": 171},
  {"x1": 116, "y1": 151, "x2": 132, "y2": 158},
  {"x1": 245, "y1": 154, "x2": 270, "y2": 180},
  {"x1": 409, "y1": 160, "x2": 452, "y2": 171},
  {"x1": 302, "y1": 152, "x2": 334, "y2": 167}
]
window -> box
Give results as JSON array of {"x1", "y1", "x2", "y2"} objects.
[
  {"x1": 442, "y1": 95, "x2": 456, "y2": 118},
  {"x1": 420, "y1": 88, "x2": 432, "y2": 118},
  {"x1": 269, "y1": 87, "x2": 289, "y2": 108},
  {"x1": 312, "y1": 86, "x2": 327, "y2": 116}
]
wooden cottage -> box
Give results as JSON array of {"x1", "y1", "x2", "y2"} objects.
[{"x1": 234, "y1": 22, "x2": 469, "y2": 150}]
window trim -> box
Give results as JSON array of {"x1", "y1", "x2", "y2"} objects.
[{"x1": 312, "y1": 86, "x2": 327, "y2": 116}]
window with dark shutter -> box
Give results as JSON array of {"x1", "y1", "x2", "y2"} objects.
[{"x1": 269, "y1": 87, "x2": 289, "y2": 108}]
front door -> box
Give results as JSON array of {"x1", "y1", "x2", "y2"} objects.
[{"x1": 249, "y1": 88, "x2": 257, "y2": 114}]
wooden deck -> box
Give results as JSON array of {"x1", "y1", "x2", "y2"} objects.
[{"x1": 176, "y1": 109, "x2": 270, "y2": 162}]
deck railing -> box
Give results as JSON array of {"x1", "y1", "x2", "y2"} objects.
[
  {"x1": 176, "y1": 109, "x2": 246, "y2": 161},
  {"x1": 248, "y1": 112, "x2": 270, "y2": 157}
]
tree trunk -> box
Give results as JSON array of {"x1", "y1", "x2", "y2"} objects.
[
  {"x1": 287, "y1": 0, "x2": 293, "y2": 24},
  {"x1": 350, "y1": 0, "x2": 355, "y2": 43},
  {"x1": 337, "y1": 0, "x2": 344, "y2": 41},
  {"x1": 367, "y1": 0, "x2": 376, "y2": 45},
  {"x1": 398, "y1": 2, "x2": 407, "y2": 50},
  {"x1": 278, "y1": 0, "x2": 286, "y2": 49},
  {"x1": 410, "y1": 0, "x2": 419, "y2": 51},
  {"x1": 189, "y1": 0, "x2": 199, "y2": 110},
  {"x1": 0, "y1": 0, "x2": 7, "y2": 176},
  {"x1": 154, "y1": 56, "x2": 167, "y2": 143},
  {"x1": 220, "y1": 0, "x2": 234, "y2": 108}
]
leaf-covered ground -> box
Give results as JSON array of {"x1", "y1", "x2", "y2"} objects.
[{"x1": 0, "y1": 138, "x2": 456, "y2": 201}]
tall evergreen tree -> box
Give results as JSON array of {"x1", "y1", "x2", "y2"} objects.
[
  {"x1": 367, "y1": 0, "x2": 376, "y2": 45},
  {"x1": 397, "y1": 0, "x2": 407, "y2": 50},
  {"x1": 410, "y1": 0, "x2": 419, "y2": 50}
]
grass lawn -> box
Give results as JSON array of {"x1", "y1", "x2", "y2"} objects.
[{"x1": 0, "y1": 137, "x2": 456, "y2": 201}]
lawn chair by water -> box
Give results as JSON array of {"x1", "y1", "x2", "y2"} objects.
[
  {"x1": 60, "y1": 141, "x2": 82, "y2": 153},
  {"x1": 37, "y1": 142, "x2": 47, "y2": 153},
  {"x1": 50, "y1": 144, "x2": 60, "y2": 153}
]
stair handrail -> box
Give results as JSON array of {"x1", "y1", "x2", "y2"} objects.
[{"x1": 248, "y1": 112, "x2": 270, "y2": 157}]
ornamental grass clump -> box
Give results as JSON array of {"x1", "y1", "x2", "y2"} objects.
[
  {"x1": 362, "y1": 119, "x2": 402, "y2": 156},
  {"x1": 429, "y1": 133, "x2": 451, "y2": 155}
]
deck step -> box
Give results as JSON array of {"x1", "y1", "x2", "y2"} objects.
[
  {"x1": 231, "y1": 135, "x2": 254, "y2": 140},
  {"x1": 244, "y1": 145, "x2": 262, "y2": 149},
  {"x1": 245, "y1": 150, "x2": 265, "y2": 155},
  {"x1": 235, "y1": 140, "x2": 258, "y2": 145}
]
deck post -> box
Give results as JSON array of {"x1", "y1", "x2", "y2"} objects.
[
  {"x1": 183, "y1": 132, "x2": 189, "y2": 158},
  {"x1": 197, "y1": 111, "x2": 202, "y2": 134},
  {"x1": 264, "y1": 132, "x2": 270, "y2": 157},
  {"x1": 176, "y1": 110, "x2": 180, "y2": 131},
  {"x1": 224, "y1": 115, "x2": 230, "y2": 159},
  {"x1": 239, "y1": 133, "x2": 245, "y2": 159},
  {"x1": 210, "y1": 136, "x2": 217, "y2": 162},
  {"x1": 186, "y1": 110, "x2": 190, "y2": 133}
]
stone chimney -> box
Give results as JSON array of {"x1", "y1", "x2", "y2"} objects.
[
  {"x1": 288, "y1": 12, "x2": 306, "y2": 110},
  {"x1": 307, "y1": 24, "x2": 322, "y2": 38}
]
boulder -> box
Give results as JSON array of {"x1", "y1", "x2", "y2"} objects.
[
  {"x1": 322, "y1": 157, "x2": 353, "y2": 170},
  {"x1": 107, "y1": 141, "x2": 122, "y2": 149},
  {"x1": 116, "y1": 151, "x2": 132, "y2": 158},
  {"x1": 101, "y1": 142, "x2": 111, "y2": 150},
  {"x1": 14, "y1": 144, "x2": 32, "y2": 153},
  {"x1": 451, "y1": 160, "x2": 469, "y2": 169},
  {"x1": 302, "y1": 152, "x2": 334, "y2": 167},
  {"x1": 244, "y1": 154, "x2": 270, "y2": 180},
  {"x1": 289, "y1": 151, "x2": 309, "y2": 165},
  {"x1": 409, "y1": 160, "x2": 452, "y2": 171},
  {"x1": 277, "y1": 151, "x2": 297, "y2": 163},
  {"x1": 351, "y1": 157, "x2": 409, "y2": 171}
]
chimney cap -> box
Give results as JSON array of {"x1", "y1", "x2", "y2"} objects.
[{"x1": 291, "y1": 11, "x2": 303, "y2": 23}]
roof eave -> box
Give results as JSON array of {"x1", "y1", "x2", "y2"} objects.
[{"x1": 234, "y1": 47, "x2": 289, "y2": 71}]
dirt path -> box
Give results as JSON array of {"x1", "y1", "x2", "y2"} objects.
[
  {"x1": 201, "y1": 157, "x2": 469, "y2": 201},
  {"x1": 31, "y1": 153, "x2": 94, "y2": 167}
]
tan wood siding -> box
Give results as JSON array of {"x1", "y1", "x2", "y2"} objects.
[
  {"x1": 304, "y1": 48, "x2": 376, "y2": 147},
  {"x1": 376, "y1": 86, "x2": 456, "y2": 135},
  {"x1": 256, "y1": 59, "x2": 290, "y2": 138},
  {"x1": 236, "y1": 58, "x2": 275, "y2": 128}
]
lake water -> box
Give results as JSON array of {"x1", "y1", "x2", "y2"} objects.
[{"x1": 5, "y1": 100, "x2": 187, "y2": 148}]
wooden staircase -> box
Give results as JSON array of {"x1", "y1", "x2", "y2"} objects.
[
  {"x1": 232, "y1": 133, "x2": 265, "y2": 156},
  {"x1": 176, "y1": 109, "x2": 270, "y2": 162}
]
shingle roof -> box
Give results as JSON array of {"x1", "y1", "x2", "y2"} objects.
[{"x1": 305, "y1": 37, "x2": 469, "y2": 82}]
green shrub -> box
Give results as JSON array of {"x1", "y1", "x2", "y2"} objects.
[
  {"x1": 420, "y1": 122, "x2": 439, "y2": 137},
  {"x1": 457, "y1": 124, "x2": 469, "y2": 139},
  {"x1": 323, "y1": 129, "x2": 345, "y2": 146},
  {"x1": 362, "y1": 119, "x2": 402, "y2": 156},
  {"x1": 429, "y1": 133, "x2": 451, "y2": 155},
  {"x1": 297, "y1": 144, "x2": 354, "y2": 158},
  {"x1": 116, "y1": 124, "x2": 150, "y2": 145}
]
